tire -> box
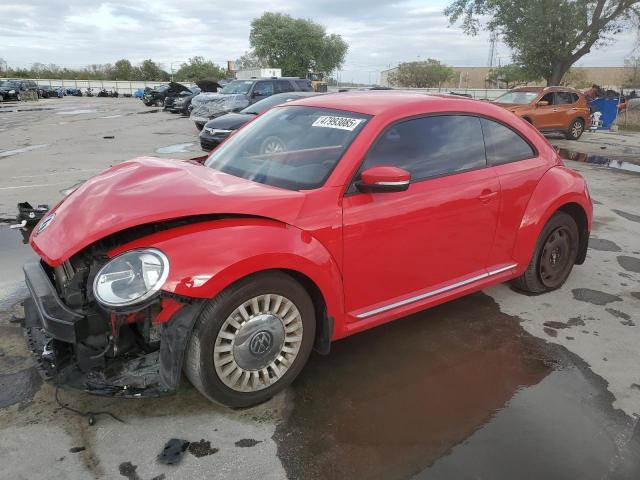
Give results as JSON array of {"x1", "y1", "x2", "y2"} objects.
[
  {"x1": 184, "y1": 271, "x2": 316, "y2": 407},
  {"x1": 566, "y1": 118, "x2": 584, "y2": 140},
  {"x1": 512, "y1": 211, "x2": 579, "y2": 294}
]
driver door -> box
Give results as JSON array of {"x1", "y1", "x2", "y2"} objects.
[{"x1": 342, "y1": 115, "x2": 500, "y2": 319}]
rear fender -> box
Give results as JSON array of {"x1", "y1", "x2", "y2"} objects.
[
  {"x1": 513, "y1": 166, "x2": 592, "y2": 269},
  {"x1": 109, "y1": 218, "x2": 344, "y2": 332}
]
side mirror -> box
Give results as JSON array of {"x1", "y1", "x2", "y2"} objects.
[
  {"x1": 356, "y1": 166, "x2": 411, "y2": 193},
  {"x1": 537, "y1": 100, "x2": 549, "y2": 107},
  {"x1": 252, "y1": 90, "x2": 262, "y2": 98}
]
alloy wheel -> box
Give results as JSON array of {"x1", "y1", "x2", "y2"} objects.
[
  {"x1": 571, "y1": 120, "x2": 583, "y2": 138},
  {"x1": 213, "y1": 294, "x2": 304, "y2": 392}
]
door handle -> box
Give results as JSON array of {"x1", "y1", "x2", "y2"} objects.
[
  {"x1": 479, "y1": 189, "x2": 498, "y2": 203},
  {"x1": 552, "y1": 108, "x2": 559, "y2": 112}
]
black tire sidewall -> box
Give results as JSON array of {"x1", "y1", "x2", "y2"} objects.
[
  {"x1": 189, "y1": 272, "x2": 316, "y2": 407},
  {"x1": 532, "y1": 212, "x2": 579, "y2": 290}
]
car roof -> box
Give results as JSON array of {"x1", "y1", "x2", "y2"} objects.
[{"x1": 283, "y1": 91, "x2": 479, "y2": 116}]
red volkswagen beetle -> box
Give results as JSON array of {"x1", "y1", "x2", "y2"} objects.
[{"x1": 24, "y1": 92, "x2": 592, "y2": 407}]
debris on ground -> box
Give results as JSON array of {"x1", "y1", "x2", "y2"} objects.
[
  {"x1": 17, "y1": 202, "x2": 49, "y2": 225},
  {"x1": 188, "y1": 440, "x2": 219, "y2": 458},
  {"x1": 157, "y1": 438, "x2": 190, "y2": 465}
]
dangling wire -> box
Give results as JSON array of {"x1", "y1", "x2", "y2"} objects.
[{"x1": 54, "y1": 370, "x2": 126, "y2": 426}]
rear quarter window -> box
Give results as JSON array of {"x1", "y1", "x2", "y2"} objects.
[{"x1": 480, "y1": 118, "x2": 536, "y2": 166}]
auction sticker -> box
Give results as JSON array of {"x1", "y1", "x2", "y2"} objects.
[{"x1": 312, "y1": 116, "x2": 364, "y2": 131}]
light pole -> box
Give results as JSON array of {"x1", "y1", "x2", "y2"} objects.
[{"x1": 170, "y1": 61, "x2": 184, "y2": 82}]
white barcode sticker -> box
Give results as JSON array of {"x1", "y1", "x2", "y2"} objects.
[{"x1": 312, "y1": 116, "x2": 364, "y2": 131}]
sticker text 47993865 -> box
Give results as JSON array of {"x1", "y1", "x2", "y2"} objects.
[{"x1": 311, "y1": 116, "x2": 364, "y2": 131}]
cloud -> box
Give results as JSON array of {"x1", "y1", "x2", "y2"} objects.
[{"x1": 0, "y1": 0, "x2": 634, "y2": 83}]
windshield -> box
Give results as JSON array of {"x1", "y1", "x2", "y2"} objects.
[
  {"x1": 205, "y1": 106, "x2": 370, "y2": 190},
  {"x1": 220, "y1": 80, "x2": 253, "y2": 95},
  {"x1": 241, "y1": 94, "x2": 304, "y2": 115},
  {"x1": 494, "y1": 91, "x2": 539, "y2": 105}
]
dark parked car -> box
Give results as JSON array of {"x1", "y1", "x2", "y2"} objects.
[
  {"x1": 65, "y1": 87, "x2": 83, "y2": 96},
  {"x1": 199, "y1": 91, "x2": 323, "y2": 151},
  {"x1": 190, "y1": 77, "x2": 313, "y2": 130},
  {"x1": 168, "y1": 80, "x2": 221, "y2": 115},
  {"x1": 38, "y1": 86, "x2": 62, "y2": 98},
  {"x1": 0, "y1": 80, "x2": 21, "y2": 101},
  {"x1": 143, "y1": 84, "x2": 173, "y2": 106},
  {"x1": 9, "y1": 79, "x2": 39, "y2": 92}
]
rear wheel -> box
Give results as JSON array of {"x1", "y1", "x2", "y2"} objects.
[
  {"x1": 512, "y1": 211, "x2": 579, "y2": 294},
  {"x1": 566, "y1": 118, "x2": 584, "y2": 140},
  {"x1": 184, "y1": 271, "x2": 315, "y2": 407}
]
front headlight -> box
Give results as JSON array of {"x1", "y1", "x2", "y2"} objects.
[
  {"x1": 9, "y1": 90, "x2": 15, "y2": 94},
  {"x1": 93, "y1": 249, "x2": 169, "y2": 307}
]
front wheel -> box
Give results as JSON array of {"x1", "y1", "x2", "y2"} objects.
[
  {"x1": 512, "y1": 211, "x2": 579, "y2": 294},
  {"x1": 566, "y1": 118, "x2": 585, "y2": 140},
  {"x1": 184, "y1": 271, "x2": 316, "y2": 407}
]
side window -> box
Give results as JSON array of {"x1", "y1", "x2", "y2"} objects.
[
  {"x1": 275, "y1": 80, "x2": 293, "y2": 93},
  {"x1": 253, "y1": 81, "x2": 274, "y2": 97},
  {"x1": 480, "y1": 118, "x2": 536, "y2": 166},
  {"x1": 361, "y1": 115, "x2": 486, "y2": 182},
  {"x1": 540, "y1": 92, "x2": 555, "y2": 105},
  {"x1": 295, "y1": 80, "x2": 313, "y2": 92},
  {"x1": 555, "y1": 92, "x2": 574, "y2": 104},
  {"x1": 571, "y1": 93, "x2": 580, "y2": 103}
]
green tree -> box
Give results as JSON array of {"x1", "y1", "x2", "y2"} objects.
[
  {"x1": 487, "y1": 63, "x2": 536, "y2": 88},
  {"x1": 249, "y1": 12, "x2": 348, "y2": 77},
  {"x1": 174, "y1": 56, "x2": 227, "y2": 81},
  {"x1": 445, "y1": 0, "x2": 640, "y2": 86},
  {"x1": 388, "y1": 59, "x2": 455, "y2": 88},
  {"x1": 137, "y1": 59, "x2": 169, "y2": 81},
  {"x1": 113, "y1": 59, "x2": 135, "y2": 80}
]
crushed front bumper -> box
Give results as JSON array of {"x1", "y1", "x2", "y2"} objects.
[{"x1": 23, "y1": 261, "x2": 204, "y2": 397}]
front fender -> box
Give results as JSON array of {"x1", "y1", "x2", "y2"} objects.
[
  {"x1": 513, "y1": 166, "x2": 592, "y2": 268},
  {"x1": 109, "y1": 217, "x2": 344, "y2": 323}
]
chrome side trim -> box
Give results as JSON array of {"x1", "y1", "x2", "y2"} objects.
[
  {"x1": 356, "y1": 263, "x2": 518, "y2": 319},
  {"x1": 375, "y1": 181, "x2": 410, "y2": 186}
]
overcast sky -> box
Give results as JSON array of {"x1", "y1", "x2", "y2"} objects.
[{"x1": 1, "y1": 0, "x2": 636, "y2": 83}]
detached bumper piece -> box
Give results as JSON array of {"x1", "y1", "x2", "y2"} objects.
[{"x1": 23, "y1": 261, "x2": 204, "y2": 398}]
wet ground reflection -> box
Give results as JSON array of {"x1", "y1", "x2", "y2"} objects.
[
  {"x1": 275, "y1": 293, "x2": 552, "y2": 479},
  {"x1": 275, "y1": 293, "x2": 639, "y2": 480}
]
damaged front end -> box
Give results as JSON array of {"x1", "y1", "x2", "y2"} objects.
[{"x1": 23, "y1": 241, "x2": 204, "y2": 397}]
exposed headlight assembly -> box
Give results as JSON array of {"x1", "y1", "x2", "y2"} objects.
[{"x1": 93, "y1": 249, "x2": 169, "y2": 307}]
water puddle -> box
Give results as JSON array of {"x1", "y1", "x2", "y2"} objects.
[
  {"x1": 0, "y1": 144, "x2": 48, "y2": 159},
  {"x1": 56, "y1": 109, "x2": 97, "y2": 115},
  {"x1": 557, "y1": 148, "x2": 640, "y2": 174},
  {"x1": 156, "y1": 143, "x2": 195, "y2": 154},
  {"x1": 274, "y1": 293, "x2": 639, "y2": 479}
]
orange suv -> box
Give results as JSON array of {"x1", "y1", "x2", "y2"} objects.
[{"x1": 493, "y1": 86, "x2": 590, "y2": 140}]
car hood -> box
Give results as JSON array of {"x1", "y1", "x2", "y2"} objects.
[
  {"x1": 30, "y1": 157, "x2": 306, "y2": 266},
  {"x1": 167, "y1": 82, "x2": 190, "y2": 94},
  {"x1": 204, "y1": 112, "x2": 254, "y2": 130},
  {"x1": 190, "y1": 93, "x2": 250, "y2": 120},
  {"x1": 196, "y1": 79, "x2": 222, "y2": 92},
  {"x1": 493, "y1": 102, "x2": 527, "y2": 110}
]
